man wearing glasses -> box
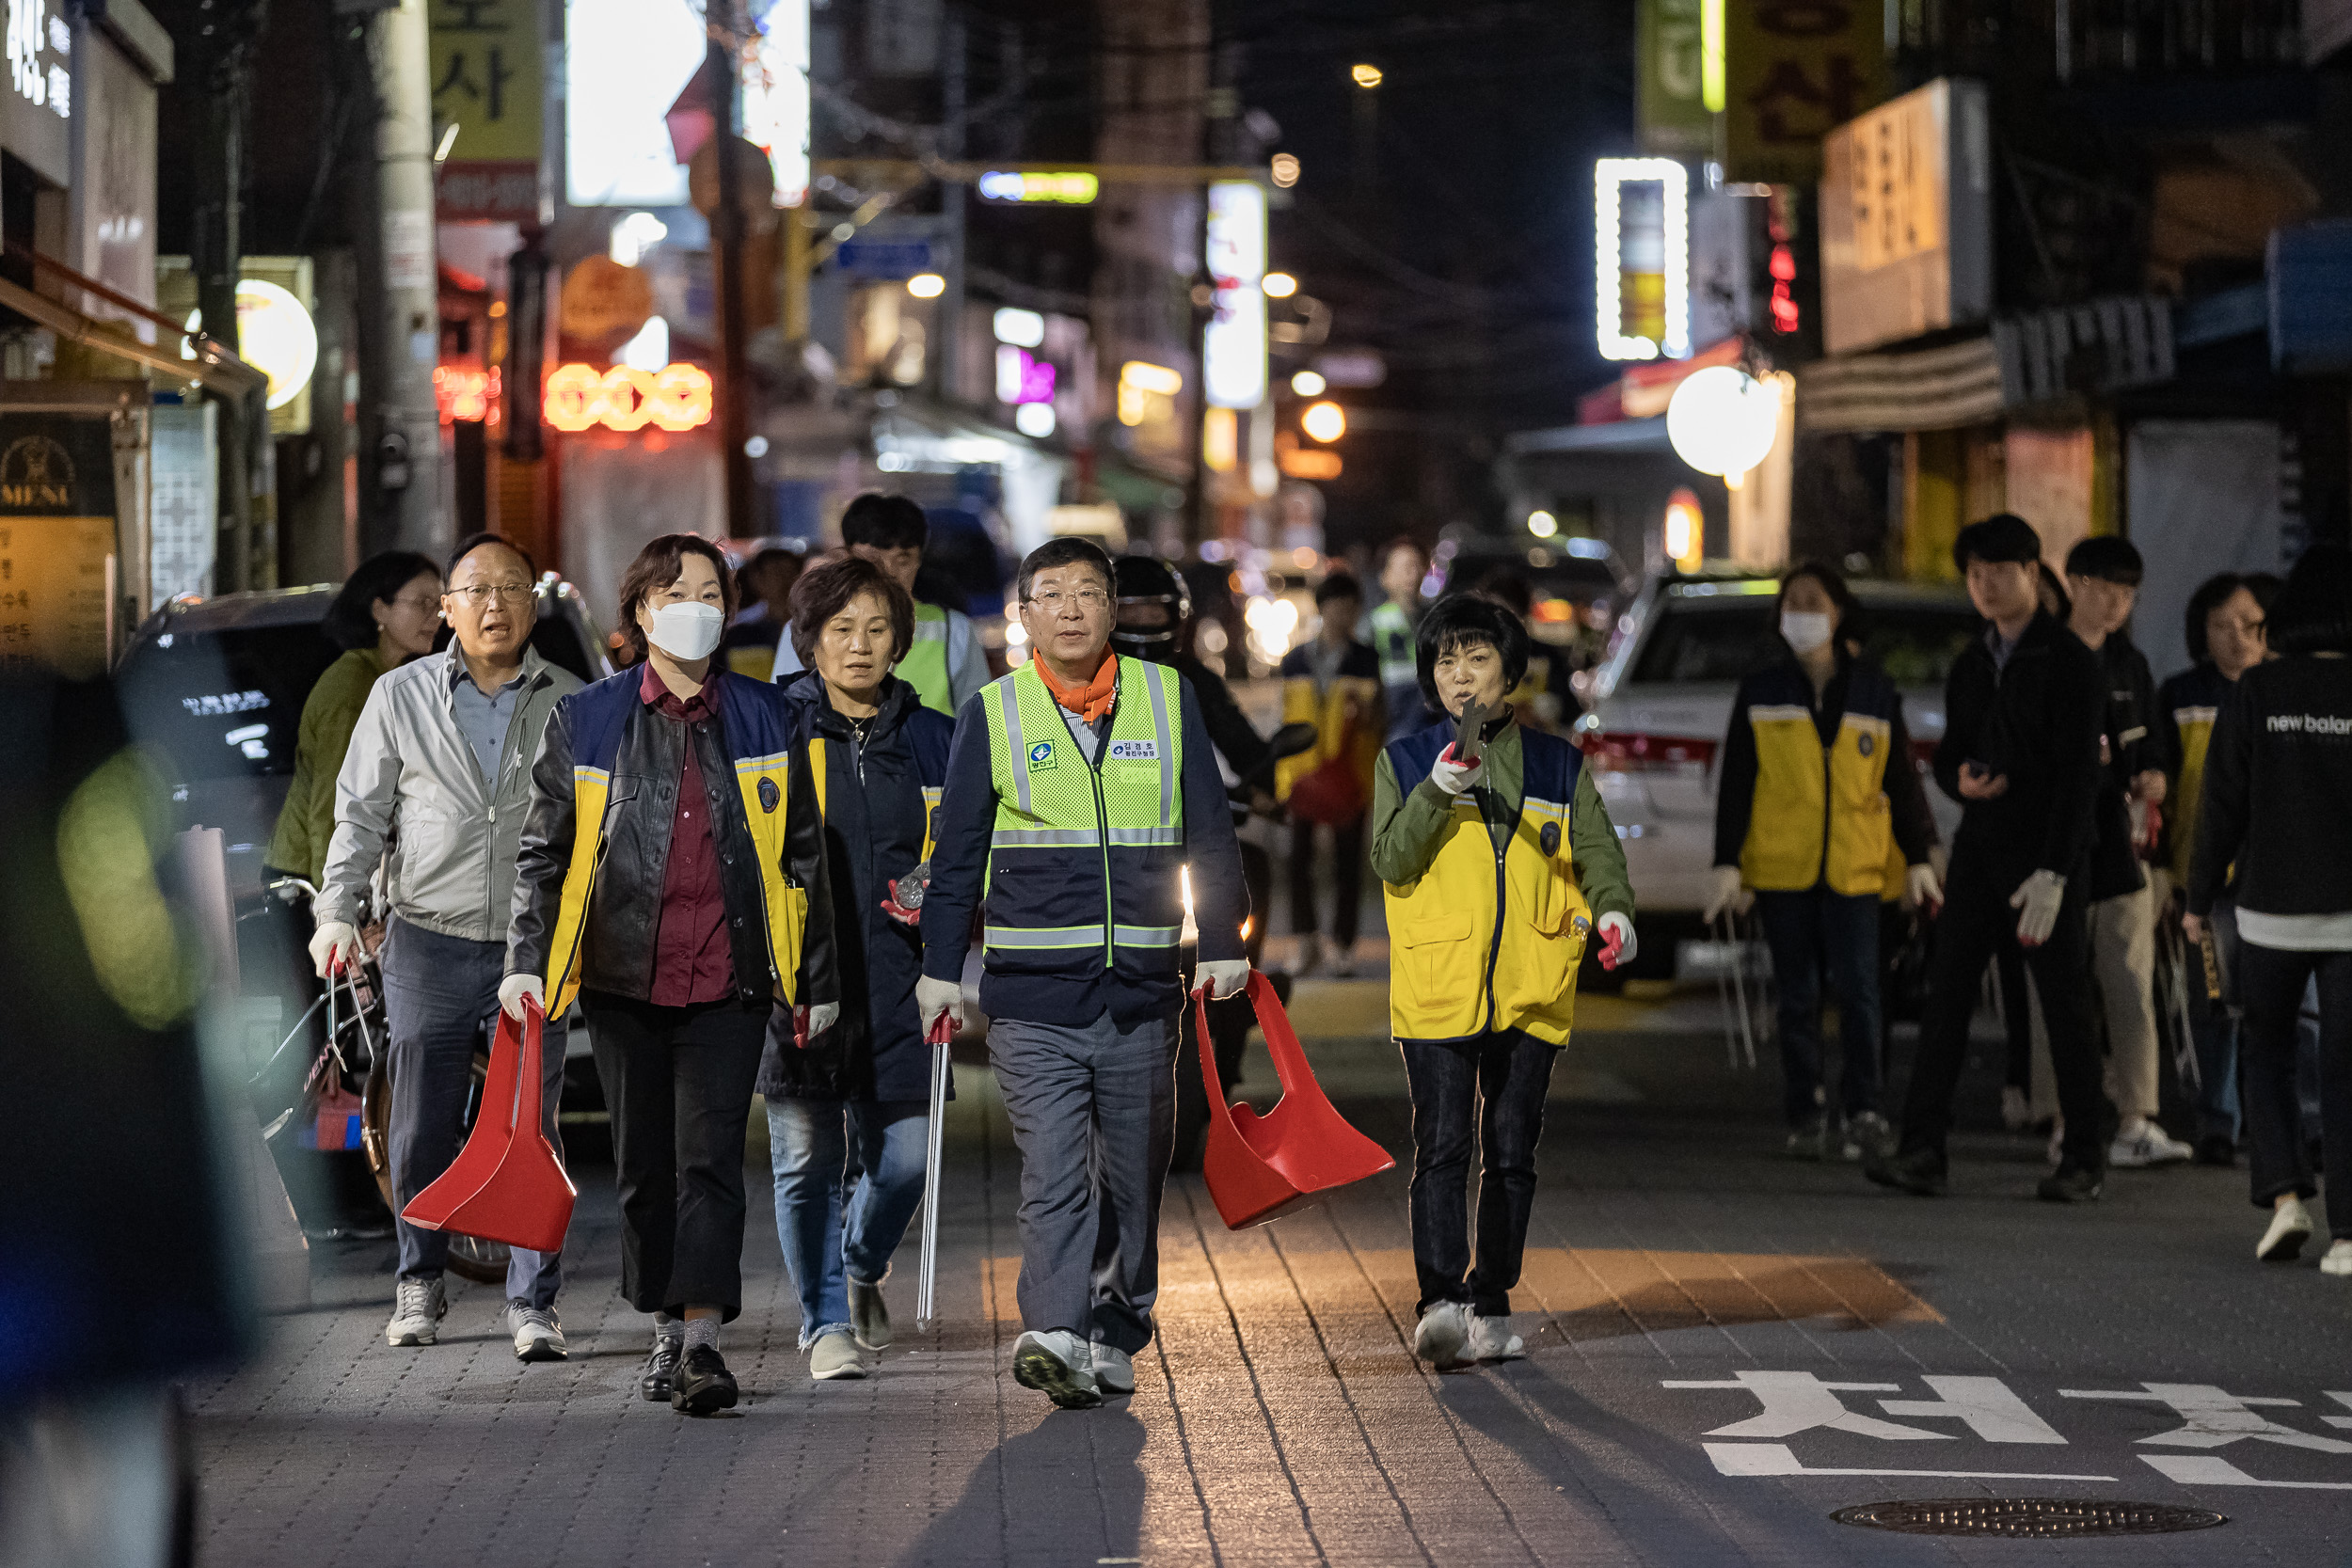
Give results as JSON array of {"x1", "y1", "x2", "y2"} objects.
[
  {"x1": 917, "y1": 537, "x2": 1250, "y2": 1410},
  {"x1": 310, "y1": 532, "x2": 584, "y2": 1362}
]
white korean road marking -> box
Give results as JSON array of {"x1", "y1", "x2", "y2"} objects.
[{"x1": 1705, "y1": 1445, "x2": 2114, "y2": 1481}]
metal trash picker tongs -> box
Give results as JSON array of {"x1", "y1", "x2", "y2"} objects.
[{"x1": 914, "y1": 1008, "x2": 955, "y2": 1328}]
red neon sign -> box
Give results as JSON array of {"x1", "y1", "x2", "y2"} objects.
[{"x1": 544, "y1": 363, "x2": 714, "y2": 434}]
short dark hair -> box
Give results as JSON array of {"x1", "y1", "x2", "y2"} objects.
[
  {"x1": 323, "y1": 550, "x2": 440, "y2": 652},
  {"x1": 1379, "y1": 535, "x2": 1427, "y2": 573},
  {"x1": 2243, "y1": 571, "x2": 2285, "y2": 613},
  {"x1": 1014, "y1": 536, "x2": 1115, "y2": 604},
  {"x1": 1473, "y1": 568, "x2": 1532, "y2": 618},
  {"x1": 840, "y1": 492, "x2": 930, "y2": 553},
  {"x1": 447, "y1": 531, "x2": 536, "y2": 580},
  {"x1": 2065, "y1": 534, "x2": 2144, "y2": 586},
  {"x1": 2184, "y1": 572, "x2": 2249, "y2": 664},
  {"x1": 1314, "y1": 570, "x2": 1364, "y2": 608},
  {"x1": 1953, "y1": 513, "x2": 2042, "y2": 573},
  {"x1": 614, "y1": 533, "x2": 737, "y2": 666},
  {"x1": 1776, "y1": 559, "x2": 1857, "y2": 631},
  {"x1": 2037, "y1": 562, "x2": 2073, "y2": 624},
  {"x1": 1415, "y1": 592, "x2": 1529, "y2": 707},
  {"x1": 788, "y1": 553, "x2": 916, "y2": 673},
  {"x1": 2268, "y1": 543, "x2": 2352, "y2": 656}
]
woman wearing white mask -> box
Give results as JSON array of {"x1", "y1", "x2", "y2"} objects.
[
  {"x1": 506, "y1": 533, "x2": 837, "y2": 1417},
  {"x1": 1707, "y1": 562, "x2": 1941, "y2": 1161}
]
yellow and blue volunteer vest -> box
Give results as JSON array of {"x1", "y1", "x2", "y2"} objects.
[
  {"x1": 1736, "y1": 662, "x2": 1903, "y2": 896},
  {"x1": 1381, "y1": 722, "x2": 1592, "y2": 1047},
  {"x1": 542, "y1": 671, "x2": 809, "y2": 1017},
  {"x1": 979, "y1": 656, "x2": 1188, "y2": 977}
]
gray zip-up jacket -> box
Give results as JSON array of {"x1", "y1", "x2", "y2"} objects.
[{"x1": 318, "y1": 645, "x2": 582, "y2": 942}]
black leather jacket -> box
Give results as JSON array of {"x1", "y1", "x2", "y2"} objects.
[{"x1": 507, "y1": 673, "x2": 837, "y2": 1009}]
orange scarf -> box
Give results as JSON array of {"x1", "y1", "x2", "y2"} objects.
[{"x1": 1032, "y1": 645, "x2": 1119, "y2": 723}]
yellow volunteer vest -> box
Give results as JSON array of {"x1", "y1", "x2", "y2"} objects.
[
  {"x1": 898, "y1": 603, "x2": 953, "y2": 715},
  {"x1": 1739, "y1": 705, "x2": 1897, "y2": 896}
]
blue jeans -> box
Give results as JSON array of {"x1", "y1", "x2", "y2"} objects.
[
  {"x1": 380, "y1": 919, "x2": 563, "y2": 1307},
  {"x1": 1754, "y1": 887, "x2": 1883, "y2": 1128},
  {"x1": 766, "y1": 1098, "x2": 930, "y2": 1348},
  {"x1": 2187, "y1": 898, "x2": 2244, "y2": 1144}
]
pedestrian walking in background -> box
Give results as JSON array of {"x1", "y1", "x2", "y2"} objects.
[
  {"x1": 310, "y1": 534, "x2": 581, "y2": 1361},
  {"x1": 1369, "y1": 536, "x2": 1437, "y2": 741},
  {"x1": 723, "y1": 543, "x2": 806, "y2": 679},
  {"x1": 2160, "y1": 571, "x2": 2278, "y2": 1164},
  {"x1": 264, "y1": 549, "x2": 442, "y2": 887},
  {"x1": 774, "y1": 493, "x2": 990, "y2": 716},
  {"x1": 1867, "y1": 514, "x2": 2113, "y2": 1202},
  {"x1": 2184, "y1": 543, "x2": 2352, "y2": 1274},
  {"x1": 1278, "y1": 571, "x2": 1382, "y2": 978},
  {"x1": 1372, "y1": 594, "x2": 1634, "y2": 1370},
  {"x1": 1470, "y1": 569, "x2": 1578, "y2": 733},
  {"x1": 917, "y1": 537, "x2": 1250, "y2": 1411},
  {"x1": 1707, "y1": 562, "x2": 1940, "y2": 1163},
  {"x1": 2046, "y1": 535, "x2": 2191, "y2": 1169},
  {"x1": 506, "y1": 533, "x2": 837, "y2": 1416},
  {"x1": 764, "y1": 555, "x2": 953, "y2": 1382}
]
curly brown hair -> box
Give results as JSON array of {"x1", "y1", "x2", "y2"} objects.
[
  {"x1": 788, "y1": 552, "x2": 915, "y2": 673},
  {"x1": 614, "y1": 533, "x2": 738, "y2": 666}
]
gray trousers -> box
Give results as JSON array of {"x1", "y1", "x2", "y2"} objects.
[
  {"x1": 381, "y1": 918, "x2": 564, "y2": 1307},
  {"x1": 989, "y1": 1010, "x2": 1177, "y2": 1355}
]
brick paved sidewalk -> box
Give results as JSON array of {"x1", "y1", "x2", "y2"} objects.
[{"x1": 193, "y1": 1024, "x2": 2352, "y2": 1567}]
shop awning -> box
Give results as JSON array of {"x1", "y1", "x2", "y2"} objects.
[
  {"x1": 1795, "y1": 336, "x2": 2003, "y2": 434},
  {"x1": 0, "y1": 245, "x2": 265, "y2": 399}
]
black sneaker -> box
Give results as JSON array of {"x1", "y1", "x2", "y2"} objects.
[
  {"x1": 672, "y1": 1345, "x2": 739, "y2": 1416},
  {"x1": 641, "y1": 1339, "x2": 683, "y2": 1402},
  {"x1": 2037, "y1": 1167, "x2": 2104, "y2": 1203},
  {"x1": 1864, "y1": 1147, "x2": 1947, "y2": 1196},
  {"x1": 2195, "y1": 1134, "x2": 2237, "y2": 1167}
]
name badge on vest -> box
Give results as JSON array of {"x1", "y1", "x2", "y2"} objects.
[
  {"x1": 1027, "y1": 740, "x2": 1057, "y2": 772},
  {"x1": 1107, "y1": 739, "x2": 1158, "y2": 762},
  {"x1": 1856, "y1": 732, "x2": 1874, "y2": 757},
  {"x1": 758, "y1": 776, "x2": 781, "y2": 813}
]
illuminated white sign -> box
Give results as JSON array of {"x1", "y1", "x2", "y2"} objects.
[
  {"x1": 741, "y1": 0, "x2": 810, "y2": 207},
  {"x1": 977, "y1": 171, "x2": 1099, "y2": 204},
  {"x1": 993, "y1": 307, "x2": 1045, "y2": 347},
  {"x1": 565, "y1": 0, "x2": 703, "y2": 207},
  {"x1": 235, "y1": 281, "x2": 318, "y2": 412},
  {"x1": 1203, "y1": 181, "x2": 1267, "y2": 410},
  {"x1": 6, "y1": 0, "x2": 66, "y2": 119},
  {"x1": 1595, "y1": 158, "x2": 1691, "y2": 362}
]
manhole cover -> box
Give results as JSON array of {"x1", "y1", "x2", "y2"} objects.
[{"x1": 1832, "y1": 1497, "x2": 2227, "y2": 1537}]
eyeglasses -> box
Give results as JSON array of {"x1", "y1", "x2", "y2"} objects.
[
  {"x1": 447, "y1": 583, "x2": 533, "y2": 607},
  {"x1": 1026, "y1": 588, "x2": 1110, "y2": 612}
]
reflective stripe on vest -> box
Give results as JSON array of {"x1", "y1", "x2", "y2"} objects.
[
  {"x1": 898, "y1": 603, "x2": 952, "y2": 716},
  {"x1": 1370, "y1": 600, "x2": 1417, "y2": 689},
  {"x1": 981, "y1": 656, "x2": 1184, "y2": 968}
]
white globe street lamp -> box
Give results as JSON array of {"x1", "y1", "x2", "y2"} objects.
[{"x1": 1664, "y1": 365, "x2": 1779, "y2": 478}]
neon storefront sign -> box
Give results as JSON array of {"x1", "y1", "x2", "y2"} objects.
[{"x1": 544, "y1": 362, "x2": 713, "y2": 433}]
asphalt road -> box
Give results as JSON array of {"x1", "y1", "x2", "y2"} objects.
[{"x1": 190, "y1": 987, "x2": 2352, "y2": 1566}]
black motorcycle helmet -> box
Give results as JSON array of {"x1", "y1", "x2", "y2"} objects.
[{"x1": 1110, "y1": 554, "x2": 1192, "y2": 661}]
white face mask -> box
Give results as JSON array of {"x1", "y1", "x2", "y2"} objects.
[
  {"x1": 1780, "y1": 610, "x2": 1835, "y2": 655},
  {"x1": 647, "y1": 600, "x2": 724, "y2": 661}
]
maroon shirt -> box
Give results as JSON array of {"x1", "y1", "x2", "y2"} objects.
[{"x1": 641, "y1": 662, "x2": 736, "y2": 1006}]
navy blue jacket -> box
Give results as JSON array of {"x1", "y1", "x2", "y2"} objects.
[
  {"x1": 757, "y1": 673, "x2": 954, "y2": 1102},
  {"x1": 921, "y1": 668, "x2": 1249, "y2": 1029}
]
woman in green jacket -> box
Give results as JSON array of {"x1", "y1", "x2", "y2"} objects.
[{"x1": 265, "y1": 550, "x2": 444, "y2": 886}]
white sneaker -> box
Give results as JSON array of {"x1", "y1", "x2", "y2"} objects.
[
  {"x1": 2001, "y1": 1085, "x2": 2032, "y2": 1132},
  {"x1": 1327, "y1": 944, "x2": 1357, "y2": 980},
  {"x1": 385, "y1": 1277, "x2": 447, "y2": 1347},
  {"x1": 1291, "y1": 934, "x2": 1324, "y2": 977},
  {"x1": 1091, "y1": 1343, "x2": 1136, "y2": 1396},
  {"x1": 1467, "y1": 1315, "x2": 1525, "y2": 1362},
  {"x1": 2110, "y1": 1119, "x2": 2194, "y2": 1168},
  {"x1": 810, "y1": 1329, "x2": 866, "y2": 1381},
  {"x1": 1412, "y1": 1302, "x2": 1470, "y2": 1369},
  {"x1": 2323, "y1": 1242, "x2": 2352, "y2": 1277},
  {"x1": 2045, "y1": 1120, "x2": 2064, "y2": 1169},
  {"x1": 2259, "y1": 1197, "x2": 2314, "y2": 1262},
  {"x1": 1011, "y1": 1329, "x2": 1100, "y2": 1409},
  {"x1": 508, "y1": 1300, "x2": 566, "y2": 1362}
]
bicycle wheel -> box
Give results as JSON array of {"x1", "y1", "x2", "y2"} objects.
[{"x1": 361, "y1": 1050, "x2": 514, "y2": 1287}]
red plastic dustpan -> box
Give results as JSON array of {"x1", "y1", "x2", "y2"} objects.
[
  {"x1": 1198, "y1": 970, "x2": 1395, "y2": 1229},
  {"x1": 401, "y1": 993, "x2": 577, "y2": 1254}
]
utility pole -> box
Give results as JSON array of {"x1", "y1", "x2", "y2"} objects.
[
  {"x1": 710, "y1": 4, "x2": 754, "y2": 539},
  {"x1": 937, "y1": 12, "x2": 964, "y2": 407},
  {"x1": 188, "y1": 0, "x2": 268, "y2": 589},
  {"x1": 355, "y1": 0, "x2": 443, "y2": 557}
]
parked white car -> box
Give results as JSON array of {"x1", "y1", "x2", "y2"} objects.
[{"x1": 1574, "y1": 571, "x2": 1979, "y2": 976}]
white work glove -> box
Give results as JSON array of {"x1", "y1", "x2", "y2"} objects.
[
  {"x1": 793, "y1": 1001, "x2": 840, "y2": 1047},
  {"x1": 1429, "y1": 743, "x2": 1485, "y2": 796},
  {"x1": 1904, "y1": 862, "x2": 1943, "y2": 913},
  {"x1": 309, "y1": 920, "x2": 361, "y2": 978},
  {"x1": 1596, "y1": 911, "x2": 1636, "y2": 971},
  {"x1": 1701, "y1": 865, "x2": 1751, "y2": 923},
  {"x1": 499, "y1": 973, "x2": 545, "y2": 1022},
  {"x1": 916, "y1": 974, "x2": 963, "y2": 1035},
  {"x1": 1192, "y1": 958, "x2": 1250, "y2": 1001},
  {"x1": 2010, "y1": 870, "x2": 2066, "y2": 948}
]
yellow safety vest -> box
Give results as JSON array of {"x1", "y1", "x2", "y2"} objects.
[
  {"x1": 1739, "y1": 703, "x2": 1898, "y2": 897},
  {"x1": 898, "y1": 603, "x2": 953, "y2": 715}
]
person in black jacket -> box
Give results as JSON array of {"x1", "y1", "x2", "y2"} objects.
[
  {"x1": 2185, "y1": 544, "x2": 2352, "y2": 1273},
  {"x1": 760, "y1": 555, "x2": 955, "y2": 1381},
  {"x1": 1866, "y1": 514, "x2": 2113, "y2": 1201},
  {"x1": 1708, "y1": 562, "x2": 1940, "y2": 1161}
]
